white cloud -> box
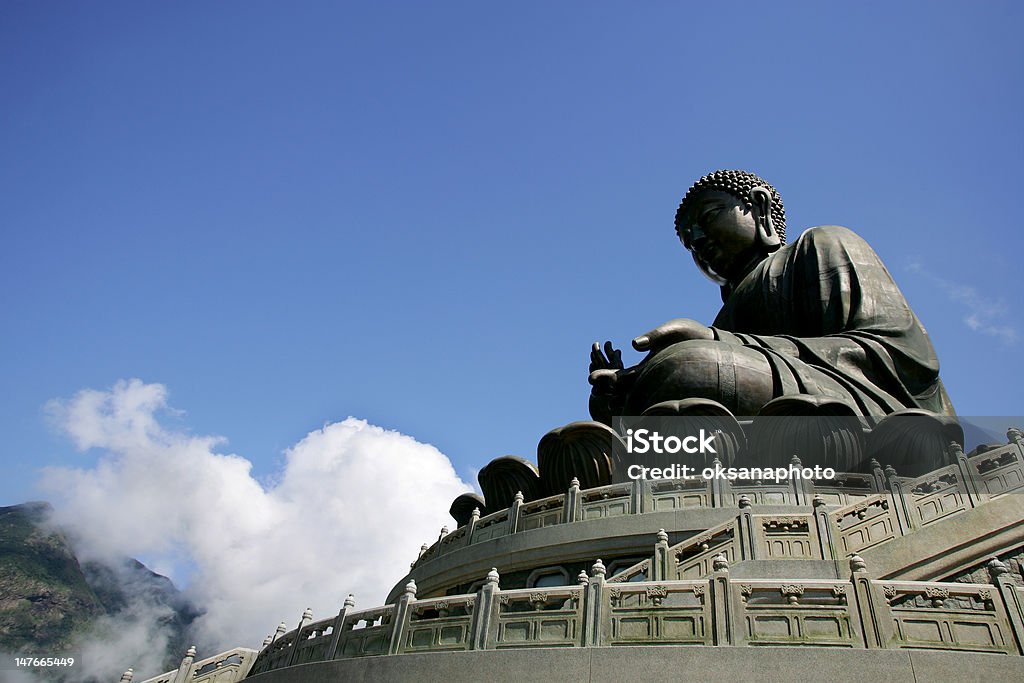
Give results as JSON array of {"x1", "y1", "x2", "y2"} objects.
[
  {"x1": 38, "y1": 379, "x2": 472, "y2": 680},
  {"x1": 907, "y1": 261, "x2": 1018, "y2": 345},
  {"x1": 74, "y1": 588, "x2": 181, "y2": 683}
]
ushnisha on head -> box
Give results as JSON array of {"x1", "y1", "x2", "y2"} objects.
[{"x1": 674, "y1": 170, "x2": 787, "y2": 286}]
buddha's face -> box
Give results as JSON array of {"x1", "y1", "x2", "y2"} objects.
[{"x1": 679, "y1": 190, "x2": 762, "y2": 285}]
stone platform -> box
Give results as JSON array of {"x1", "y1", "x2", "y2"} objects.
[{"x1": 234, "y1": 430, "x2": 1024, "y2": 682}]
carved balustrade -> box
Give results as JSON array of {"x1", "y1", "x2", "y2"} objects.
[
  {"x1": 138, "y1": 674, "x2": 174, "y2": 683},
  {"x1": 672, "y1": 522, "x2": 739, "y2": 579},
  {"x1": 606, "y1": 558, "x2": 651, "y2": 584},
  {"x1": 137, "y1": 647, "x2": 258, "y2": 683},
  {"x1": 405, "y1": 432, "x2": 1024, "y2": 589},
  {"x1": 288, "y1": 616, "x2": 335, "y2": 666},
  {"x1": 734, "y1": 579, "x2": 859, "y2": 647},
  {"x1": 517, "y1": 493, "x2": 565, "y2": 531},
  {"x1": 249, "y1": 627, "x2": 296, "y2": 674},
  {"x1": 757, "y1": 515, "x2": 816, "y2": 559},
  {"x1": 578, "y1": 482, "x2": 633, "y2": 521},
  {"x1": 491, "y1": 586, "x2": 584, "y2": 648},
  {"x1": 831, "y1": 493, "x2": 900, "y2": 555},
  {"x1": 437, "y1": 525, "x2": 468, "y2": 552},
  {"x1": 725, "y1": 483, "x2": 796, "y2": 507},
  {"x1": 467, "y1": 509, "x2": 510, "y2": 544},
  {"x1": 970, "y1": 442, "x2": 1024, "y2": 498},
  {"x1": 399, "y1": 594, "x2": 477, "y2": 653},
  {"x1": 189, "y1": 649, "x2": 258, "y2": 683},
  {"x1": 603, "y1": 580, "x2": 711, "y2": 646},
  {"x1": 646, "y1": 476, "x2": 711, "y2": 511},
  {"x1": 554, "y1": 438, "x2": 1024, "y2": 590},
  {"x1": 335, "y1": 606, "x2": 393, "y2": 658},
  {"x1": 810, "y1": 471, "x2": 876, "y2": 506},
  {"x1": 249, "y1": 557, "x2": 1024, "y2": 677},
  {"x1": 883, "y1": 580, "x2": 1017, "y2": 653}
]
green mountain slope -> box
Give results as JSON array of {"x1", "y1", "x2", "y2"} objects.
[
  {"x1": 0, "y1": 502, "x2": 201, "y2": 673},
  {"x1": 0, "y1": 502, "x2": 104, "y2": 652}
]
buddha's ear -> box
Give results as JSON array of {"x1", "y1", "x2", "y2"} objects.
[{"x1": 750, "y1": 186, "x2": 781, "y2": 250}]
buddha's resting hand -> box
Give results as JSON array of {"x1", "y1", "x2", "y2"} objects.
[
  {"x1": 588, "y1": 341, "x2": 635, "y2": 424},
  {"x1": 632, "y1": 318, "x2": 714, "y2": 356},
  {"x1": 589, "y1": 341, "x2": 624, "y2": 391}
]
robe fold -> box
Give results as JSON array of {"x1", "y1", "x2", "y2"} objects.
[{"x1": 708, "y1": 226, "x2": 953, "y2": 416}]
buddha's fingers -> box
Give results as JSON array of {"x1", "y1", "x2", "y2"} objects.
[{"x1": 588, "y1": 368, "x2": 618, "y2": 391}]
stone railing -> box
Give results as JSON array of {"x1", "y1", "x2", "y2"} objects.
[
  {"x1": 123, "y1": 646, "x2": 257, "y2": 683},
  {"x1": 415, "y1": 434, "x2": 1024, "y2": 577},
  {"x1": 413, "y1": 465, "x2": 877, "y2": 569},
  {"x1": 609, "y1": 438, "x2": 1024, "y2": 582},
  {"x1": 244, "y1": 555, "x2": 1024, "y2": 677}
]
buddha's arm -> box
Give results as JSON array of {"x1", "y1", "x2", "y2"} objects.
[
  {"x1": 632, "y1": 318, "x2": 715, "y2": 353},
  {"x1": 711, "y1": 329, "x2": 800, "y2": 355}
]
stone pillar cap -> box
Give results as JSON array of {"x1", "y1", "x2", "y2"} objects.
[{"x1": 713, "y1": 553, "x2": 729, "y2": 571}]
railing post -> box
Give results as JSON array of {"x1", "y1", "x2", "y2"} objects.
[
  {"x1": 412, "y1": 543, "x2": 428, "y2": 571},
  {"x1": 470, "y1": 568, "x2": 500, "y2": 650},
  {"x1": 812, "y1": 494, "x2": 839, "y2": 571},
  {"x1": 988, "y1": 558, "x2": 1024, "y2": 655},
  {"x1": 951, "y1": 441, "x2": 982, "y2": 507},
  {"x1": 286, "y1": 608, "x2": 313, "y2": 666},
  {"x1": 435, "y1": 526, "x2": 449, "y2": 556},
  {"x1": 710, "y1": 457, "x2": 727, "y2": 507},
  {"x1": 849, "y1": 555, "x2": 890, "y2": 648},
  {"x1": 630, "y1": 478, "x2": 643, "y2": 514},
  {"x1": 507, "y1": 492, "x2": 523, "y2": 535},
  {"x1": 709, "y1": 554, "x2": 735, "y2": 645},
  {"x1": 869, "y1": 458, "x2": 885, "y2": 493},
  {"x1": 465, "y1": 507, "x2": 481, "y2": 545},
  {"x1": 388, "y1": 580, "x2": 416, "y2": 655},
  {"x1": 582, "y1": 559, "x2": 606, "y2": 647},
  {"x1": 790, "y1": 455, "x2": 809, "y2": 505},
  {"x1": 171, "y1": 646, "x2": 197, "y2": 683},
  {"x1": 564, "y1": 478, "x2": 581, "y2": 523},
  {"x1": 736, "y1": 494, "x2": 757, "y2": 561},
  {"x1": 326, "y1": 594, "x2": 355, "y2": 660},
  {"x1": 1008, "y1": 427, "x2": 1024, "y2": 459},
  {"x1": 884, "y1": 465, "x2": 915, "y2": 534},
  {"x1": 804, "y1": 461, "x2": 817, "y2": 501},
  {"x1": 653, "y1": 529, "x2": 670, "y2": 581}
]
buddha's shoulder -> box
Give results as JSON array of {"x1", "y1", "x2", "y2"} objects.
[
  {"x1": 775, "y1": 226, "x2": 886, "y2": 273},
  {"x1": 797, "y1": 225, "x2": 862, "y2": 242},
  {"x1": 786, "y1": 225, "x2": 876, "y2": 254}
]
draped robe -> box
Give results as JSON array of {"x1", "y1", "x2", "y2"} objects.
[{"x1": 627, "y1": 226, "x2": 954, "y2": 417}]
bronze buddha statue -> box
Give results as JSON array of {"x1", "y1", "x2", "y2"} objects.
[{"x1": 588, "y1": 170, "x2": 955, "y2": 424}]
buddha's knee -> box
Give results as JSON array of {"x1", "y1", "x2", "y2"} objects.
[{"x1": 624, "y1": 340, "x2": 774, "y2": 415}]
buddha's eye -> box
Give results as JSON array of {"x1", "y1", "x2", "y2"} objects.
[{"x1": 699, "y1": 207, "x2": 722, "y2": 224}]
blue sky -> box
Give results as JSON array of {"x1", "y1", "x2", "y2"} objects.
[{"x1": 2, "y1": 1, "x2": 1023, "y2": 509}]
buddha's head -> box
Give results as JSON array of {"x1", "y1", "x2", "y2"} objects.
[{"x1": 674, "y1": 170, "x2": 786, "y2": 287}]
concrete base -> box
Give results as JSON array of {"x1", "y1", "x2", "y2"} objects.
[{"x1": 246, "y1": 646, "x2": 1024, "y2": 683}]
